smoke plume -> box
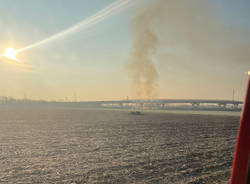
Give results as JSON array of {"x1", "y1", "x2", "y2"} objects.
[
  {"x1": 127, "y1": 0, "x2": 250, "y2": 98},
  {"x1": 127, "y1": 6, "x2": 159, "y2": 99}
]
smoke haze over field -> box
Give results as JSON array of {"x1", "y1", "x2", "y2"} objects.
[
  {"x1": 127, "y1": 0, "x2": 250, "y2": 99},
  {"x1": 0, "y1": 0, "x2": 249, "y2": 100}
]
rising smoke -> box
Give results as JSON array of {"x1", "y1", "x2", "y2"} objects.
[
  {"x1": 127, "y1": 6, "x2": 159, "y2": 99},
  {"x1": 128, "y1": 0, "x2": 250, "y2": 99}
]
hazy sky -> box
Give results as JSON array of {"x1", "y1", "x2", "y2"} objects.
[{"x1": 0, "y1": 0, "x2": 249, "y2": 101}]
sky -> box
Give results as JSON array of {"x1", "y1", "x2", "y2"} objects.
[{"x1": 0, "y1": 0, "x2": 249, "y2": 101}]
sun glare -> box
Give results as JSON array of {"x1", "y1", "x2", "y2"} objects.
[{"x1": 3, "y1": 48, "x2": 19, "y2": 62}]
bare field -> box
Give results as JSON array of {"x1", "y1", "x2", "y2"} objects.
[{"x1": 0, "y1": 109, "x2": 239, "y2": 183}]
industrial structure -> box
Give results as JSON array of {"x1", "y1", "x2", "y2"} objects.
[{"x1": 0, "y1": 97, "x2": 243, "y2": 111}]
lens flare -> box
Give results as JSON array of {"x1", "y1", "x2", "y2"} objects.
[{"x1": 3, "y1": 48, "x2": 19, "y2": 62}]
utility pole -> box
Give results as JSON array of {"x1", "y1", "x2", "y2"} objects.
[{"x1": 232, "y1": 88, "x2": 235, "y2": 102}]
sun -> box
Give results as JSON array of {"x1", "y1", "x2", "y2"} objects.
[{"x1": 3, "y1": 48, "x2": 19, "y2": 62}]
